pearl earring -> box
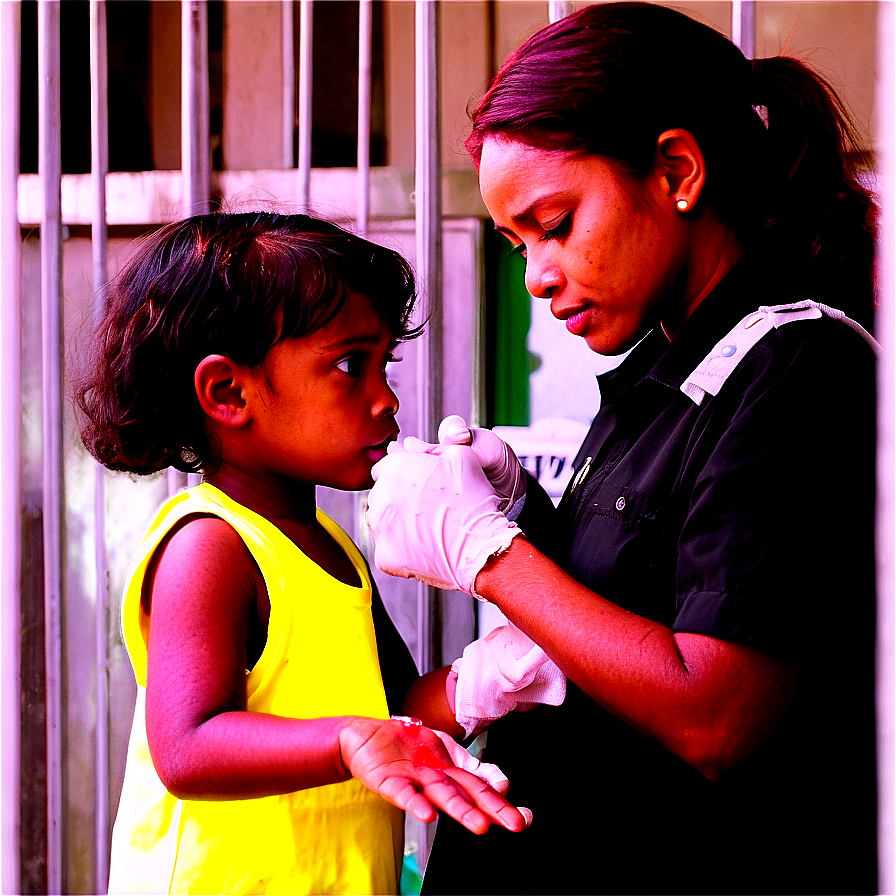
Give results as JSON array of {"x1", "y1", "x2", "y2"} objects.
[{"x1": 676, "y1": 199, "x2": 689, "y2": 211}]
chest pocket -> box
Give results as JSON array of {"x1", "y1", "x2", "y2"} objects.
[
  {"x1": 588, "y1": 481, "x2": 657, "y2": 525},
  {"x1": 567, "y1": 479, "x2": 673, "y2": 623}
]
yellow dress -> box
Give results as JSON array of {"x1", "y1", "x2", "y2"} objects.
[{"x1": 107, "y1": 483, "x2": 404, "y2": 895}]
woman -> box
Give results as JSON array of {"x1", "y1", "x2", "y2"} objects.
[{"x1": 367, "y1": 4, "x2": 879, "y2": 894}]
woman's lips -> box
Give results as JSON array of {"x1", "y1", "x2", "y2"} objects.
[{"x1": 565, "y1": 308, "x2": 589, "y2": 336}]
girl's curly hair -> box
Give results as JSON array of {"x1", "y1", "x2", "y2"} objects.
[{"x1": 75, "y1": 212, "x2": 420, "y2": 475}]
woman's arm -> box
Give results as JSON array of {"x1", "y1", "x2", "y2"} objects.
[
  {"x1": 402, "y1": 667, "x2": 464, "y2": 739},
  {"x1": 368, "y1": 444, "x2": 798, "y2": 778},
  {"x1": 399, "y1": 538, "x2": 796, "y2": 776},
  {"x1": 142, "y1": 516, "x2": 527, "y2": 833},
  {"x1": 506, "y1": 472, "x2": 563, "y2": 560},
  {"x1": 473, "y1": 537, "x2": 797, "y2": 781}
]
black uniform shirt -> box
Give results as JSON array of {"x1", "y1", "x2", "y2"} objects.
[
  {"x1": 423, "y1": 249, "x2": 877, "y2": 896},
  {"x1": 558, "y1": 252, "x2": 876, "y2": 663}
]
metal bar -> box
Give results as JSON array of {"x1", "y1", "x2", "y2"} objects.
[
  {"x1": 174, "y1": 0, "x2": 210, "y2": 495},
  {"x1": 282, "y1": 0, "x2": 295, "y2": 168},
  {"x1": 38, "y1": 1, "x2": 65, "y2": 890},
  {"x1": 356, "y1": 0, "x2": 372, "y2": 235},
  {"x1": 731, "y1": 0, "x2": 756, "y2": 58},
  {"x1": 89, "y1": 1, "x2": 111, "y2": 889},
  {"x1": 414, "y1": 0, "x2": 443, "y2": 675},
  {"x1": 348, "y1": 0, "x2": 375, "y2": 557},
  {"x1": 0, "y1": 3, "x2": 23, "y2": 893},
  {"x1": 409, "y1": 30, "x2": 446, "y2": 892},
  {"x1": 297, "y1": 0, "x2": 313, "y2": 209},
  {"x1": 414, "y1": 0, "x2": 442, "y2": 446},
  {"x1": 548, "y1": 1, "x2": 576, "y2": 23},
  {"x1": 875, "y1": 3, "x2": 895, "y2": 890},
  {"x1": 181, "y1": 0, "x2": 210, "y2": 214}
]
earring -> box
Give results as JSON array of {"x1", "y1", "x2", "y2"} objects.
[{"x1": 676, "y1": 199, "x2": 689, "y2": 211}]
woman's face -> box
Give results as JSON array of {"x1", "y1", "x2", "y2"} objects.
[{"x1": 478, "y1": 136, "x2": 691, "y2": 355}]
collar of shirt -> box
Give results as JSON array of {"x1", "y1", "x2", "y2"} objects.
[{"x1": 596, "y1": 250, "x2": 769, "y2": 406}]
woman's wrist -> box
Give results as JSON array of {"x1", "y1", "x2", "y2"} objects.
[{"x1": 472, "y1": 534, "x2": 530, "y2": 603}]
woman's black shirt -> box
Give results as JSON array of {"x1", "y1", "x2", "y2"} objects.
[{"x1": 422, "y1": 249, "x2": 878, "y2": 895}]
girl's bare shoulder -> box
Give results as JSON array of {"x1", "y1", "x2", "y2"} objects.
[{"x1": 143, "y1": 513, "x2": 260, "y2": 614}]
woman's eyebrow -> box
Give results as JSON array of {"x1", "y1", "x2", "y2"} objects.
[
  {"x1": 493, "y1": 192, "x2": 563, "y2": 238},
  {"x1": 508, "y1": 190, "x2": 562, "y2": 223}
]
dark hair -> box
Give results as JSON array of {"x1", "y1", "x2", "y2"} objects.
[
  {"x1": 76, "y1": 212, "x2": 420, "y2": 475},
  {"x1": 467, "y1": 2, "x2": 876, "y2": 324}
]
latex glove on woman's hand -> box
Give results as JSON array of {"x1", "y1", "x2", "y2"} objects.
[
  {"x1": 367, "y1": 442, "x2": 522, "y2": 596},
  {"x1": 449, "y1": 622, "x2": 566, "y2": 738},
  {"x1": 338, "y1": 715, "x2": 531, "y2": 833},
  {"x1": 402, "y1": 415, "x2": 527, "y2": 515}
]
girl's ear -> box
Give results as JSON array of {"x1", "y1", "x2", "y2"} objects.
[
  {"x1": 194, "y1": 354, "x2": 252, "y2": 429},
  {"x1": 653, "y1": 128, "x2": 706, "y2": 212}
]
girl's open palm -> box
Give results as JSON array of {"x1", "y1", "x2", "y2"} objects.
[{"x1": 338, "y1": 717, "x2": 530, "y2": 835}]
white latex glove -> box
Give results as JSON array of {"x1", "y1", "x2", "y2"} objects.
[
  {"x1": 440, "y1": 416, "x2": 527, "y2": 515},
  {"x1": 450, "y1": 622, "x2": 567, "y2": 738},
  {"x1": 367, "y1": 442, "x2": 522, "y2": 596},
  {"x1": 401, "y1": 416, "x2": 526, "y2": 515}
]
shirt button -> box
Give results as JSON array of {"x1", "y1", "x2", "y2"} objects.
[{"x1": 615, "y1": 496, "x2": 626, "y2": 511}]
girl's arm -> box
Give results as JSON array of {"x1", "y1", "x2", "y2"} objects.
[
  {"x1": 473, "y1": 538, "x2": 797, "y2": 782},
  {"x1": 143, "y1": 516, "x2": 526, "y2": 833}
]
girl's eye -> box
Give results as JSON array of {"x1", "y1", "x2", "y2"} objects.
[
  {"x1": 507, "y1": 243, "x2": 527, "y2": 260},
  {"x1": 336, "y1": 354, "x2": 363, "y2": 377}
]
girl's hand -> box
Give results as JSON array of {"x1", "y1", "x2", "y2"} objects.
[
  {"x1": 337, "y1": 716, "x2": 531, "y2": 834},
  {"x1": 427, "y1": 726, "x2": 508, "y2": 794}
]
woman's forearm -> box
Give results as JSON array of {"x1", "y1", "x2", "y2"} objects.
[
  {"x1": 474, "y1": 538, "x2": 797, "y2": 780},
  {"x1": 402, "y1": 667, "x2": 466, "y2": 739}
]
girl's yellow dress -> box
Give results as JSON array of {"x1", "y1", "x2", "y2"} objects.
[{"x1": 107, "y1": 483, "x2": 403, "y2": 895}]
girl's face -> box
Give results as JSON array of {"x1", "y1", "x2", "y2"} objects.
[
  {"x1": 478, "y1": 136, "x2": 691, "y2": 355},
  {"x1": 245, "y1": 287, "x2": 401, "y2": 492}
]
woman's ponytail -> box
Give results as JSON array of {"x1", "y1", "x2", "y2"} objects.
[{"x1": 749, "y1": 56, "x2": 876, "y2": 323}]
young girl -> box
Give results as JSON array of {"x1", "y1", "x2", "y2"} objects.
[{"x1": 75, "y1": 212, "x2": 529, "y2": 895}]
